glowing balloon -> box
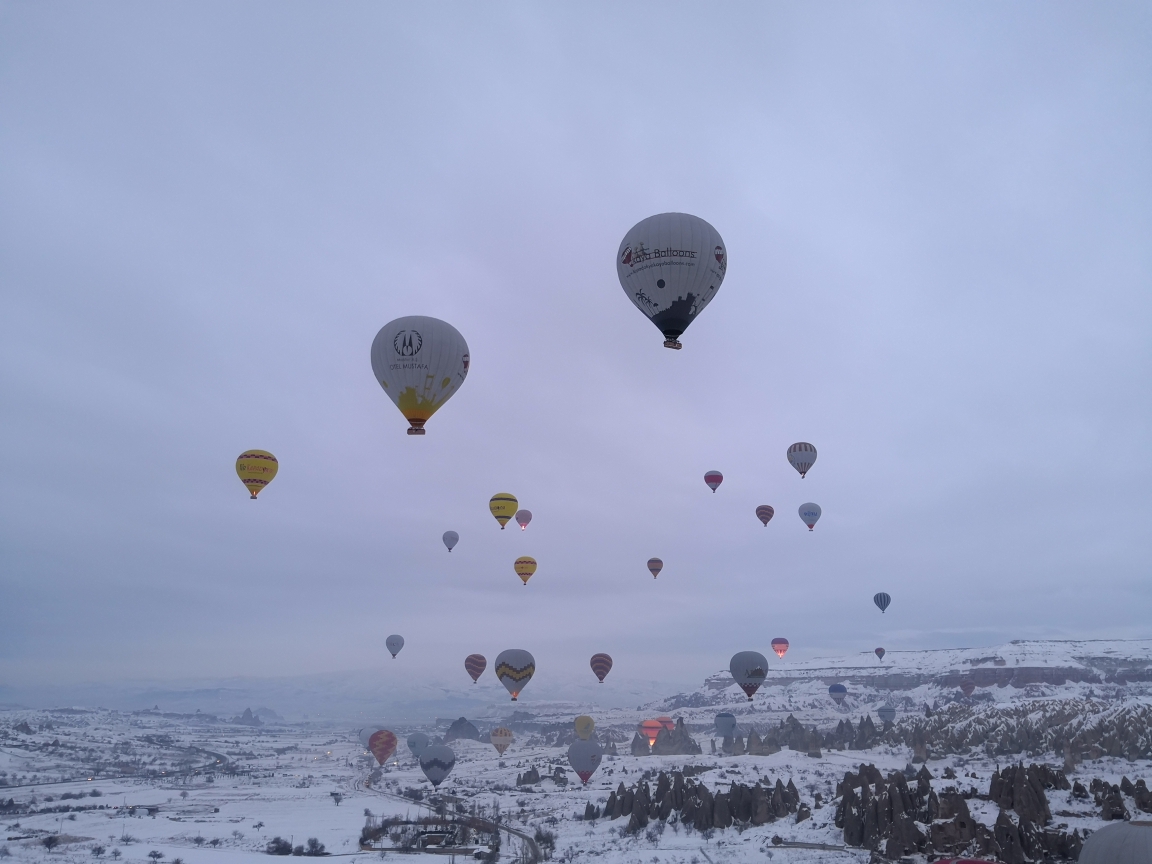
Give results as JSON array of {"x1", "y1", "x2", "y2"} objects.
[
  {"x1": 617, "y1": 212, "x2": 727, "y2": 349},
  {"x1": 574, "y1": 715, "x2": 595, "y2": 741},
  {"x1": 514, "y1": 510, "x2": 532, "y2": 531},
  {"x1": 960, "y1": 679, "x2": 976, "y2": 697},
  {"x1": 490, "y1": 727, "x2": 514, "y2": 755},
  {"x1": 406, "y1": 732, "x2": 429, "y2": 759},
  {"x1": 442, "y1": 531, "x2": 459, "y2": 552},
  {"x1": 590, "y1": 653, "x2": 613, "y2": 683},
  {"x1": 787, "y1": 442, "x2": 817, "y2": 478},
  {"x1": 875, "y1": 647, "x2": 886, "y2": 661},
  {"x1": 568, "y1": 739, "x2": 603, "y2": 784},
  {"x1": 828, "y1": 683, "x2": 848, "y2": 705},
  {"x1": 465, "y1": 654, "x2": 486, "y2": 683},
  {"x1": 368, "y1": 729, "x2": 397, "y2": 766},
  {"x1": 489, "y1": 493, "x2": 518, "y2": 529},
  {"x1": 386, "y1": 635, "x2": 404, "y2": 658},
  {"x1": 877, "y1": 706, "x2": 896, "y2": 725},
  {"x1": 235, "y1": 450, "x2": 278, "y2": 499},
  {"x1": 799, "y1": 503, "x2": 821, "y2": 531},
  {"x1": 495, "y1": 649, "x2": 535, "y2": 701},
  {"x1": 514, "y1": 556, "x2": 537, "y2": 586},
  {"x1": 639, "y1": 720, "x2": 663, "y2": 747},
  {"x1": 704, "y1": 471, "x2": 723, "y2": 492},
  {"x1": 715, "y1": 713, "x2": 737, "y2": 738},
  {"x1": 646, "y1": 558, "x2": 663, "y2": 579},
  {"x1": 756, "y1": 505, "x2": 775, "y2": 526},
  {"x1": 771, "y1": 638, "x2": 790, "y2": 659},
  {"x1": 873, "y1": 592, "x2": 891, "y2": 613},
  {"x1": 656, "y1": 716, "x2": 675, "y2": 732},
  {"x1": 730, "y1": 651, "x2": 769, "y2": 701},
  {"x1": 370, "y1": 316, "x2": 469, "y2": 435},
  {"x1": 419, "y1": 744, "x2": 455, "y2": 788}
]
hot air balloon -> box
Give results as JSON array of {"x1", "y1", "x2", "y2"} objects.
[
  {"x1": 756, "y1": 505, "x2": 775, "y2": 526},
  {"x1": 714, "y1": 713, "x2": 737, "y2": 738},
  {"x1": 655, "y1": 716, "x2": 675, "y2": 733},
  {"x1": 873, "y1": 593, "x2": 891, "y2": 613},
  {"x1": 875, "y1": 647, "x2": 886, "y2": 661},
  {"x1": 877, "y1": 706, "x2": 896, "y2": 725},
  {"x1": 514, "y1": 556, "x2": 537, "y2": 586},
  {"x1": 515, "y1": 510, "x2": 532, "y2": 531},
  {"x1": 828, "y1": 683, "x2": 848, "y2": 705},
  {"x1": 495, "y1": 649, "x2": 535, "y2": 701},
  {"x1": 386, "y1": 635, "x2": 404, "y2": 658},
  {"x1": 646, "y1": 558, "x2": 663, "y2": 579},
  {"x1": 574, "y1": 715, "x2": 595, "y2": 741},
  {"x1": 704, "y1": 471, "x2": 723, "y2": 492},
  {"x1": 442, "y1": 531, "x2": 459, "y2": 552},
  {"x1": 236, "y1": 450, "x2": 278, "y2": 499},
  {"x1": 617, "y1": 212, "x2": 727, "y2": 349},
  {"x1": 489, "y1": 493, "x2": 518, "y2": 529},
  {"x1": 370, "y1": 316, "x2": 469, "y2": 435},
  {"x1": 639, "y1": 720, "x2": 663, "y2": 747},
  {"x1": 729, "y1": 651, "x2": 769, "y2": 701},
  {"x1": 368, "y1": 730, "x2": 397, "y2": 766},
  {"x1": 771, "y1": 638, "x2": 790, "y2": 659},
  {"x1": 406, "y1": 732, "x2": 429, "y2": 760},
  {"x1": 465, "y1": 654, "x2": 487, "y2": 683},
  {"x1": 568, "y1": 739, "x2": 603, "y2": 784},
  {"x1": 799, "y1": 503, "x2": 821, "y2": 530},
  {"x1": 787, "y1": 443, "x2": 817, "y2": 478},
  {"x1": 960, "y1": 679, "x2": 976, "y2": 697},
  {"x1": 419, "y1": 744, "x2": 456, "y2": 788},
  {"x1": 358, "y1": 728, "x2": 377, "y2": 749},
  {"x1": 590, "y1": 653, "x2": 613, "y2": 683},
  {"x1": 490, "y1": 727, "x2": 514, "y2": 755}
]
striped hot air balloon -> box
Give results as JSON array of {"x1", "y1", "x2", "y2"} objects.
[
  {"x1": 646, "y1": 558, "x2": 663, "y2": 579},
  {"x1": 639, "y1": 720, "x2": 663, "y2": 747},
  {"x1": 590, "y1": 653, "x2": 613, "y2": 683},
  {"x1": 465, "y1": 654, "x2": 486, "y2": 683},
  {"x1": 771, "y1": 638, "x2": 790, "y2": 659},
  {"x1": 490, "y1": 727, "x2": 514, "y2": 755},
  {"x1": 960, "y1": 678, "x2": 976, "y2": 697},
  {"x1": 489, "y1": 493, "x2": 518, "y2": 529},
  {"x1": 877, "y1": 706, "x2": 896, "y2": 725},
  {"x1": 787, "y1": 442, "x2": 818, "y2": 478},
  {"x1": 368, "y1": 730, "x2": 397, "y2": 766},
  {"x1": 655, "y1": 716, "x2": 675, "y2": 732},
  {"x1": 873, "y1": 592, "x2": 892, "y2": 613},
  {"x1": 235, "y1": 450, "x2": 278, "y2": 499},
  {"x1": 495, "y1": 649, "x2": 535, "y2": 701},
  {"x1": 756, "y1": 505, "x2": 775, "y2": 526},
  {"x1": 704, "y1": 471, "x2": 723, "y2": 492}
]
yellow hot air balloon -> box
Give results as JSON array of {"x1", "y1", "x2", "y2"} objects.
[
  {"x1": 236, "y1": 450, "x2": 278, "y2": 499},
  {"x1": 489, "y1": 493, "x2": 518, "y2": 529},
  {"x1": 514, "y1": 556, "x2": 537, "y2": 586},
  {"x1": 574, "y1": 715, "x2": 595, "y2": 741}
]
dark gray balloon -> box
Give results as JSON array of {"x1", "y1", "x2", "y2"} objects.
[
  {"x1": 714, "y1": 712, "x2": 737, "y2": 738},
  {"x1": 419, "y1": 744, "x2": 456, "y2": 788}
]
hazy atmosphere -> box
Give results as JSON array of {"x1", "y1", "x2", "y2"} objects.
[{"x1": 2, "y1": 2, "x2": 1150, "y2": 714}]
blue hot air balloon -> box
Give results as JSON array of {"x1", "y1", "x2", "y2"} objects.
[{"x1": 828, "y1": 683, "x2": 848, "y2": 705}]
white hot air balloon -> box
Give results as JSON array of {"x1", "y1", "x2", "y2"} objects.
[
  {"x1": 799, "y1": 503, "x2": 822, "y2": 531},
  {"x1": 406, "y1": 732, "x2": 430, "y2": 759},
  {"x1": 617, "y1": 213, "x2": 727, "y2": 349},
  {"x1": 358, "y1": 728, "x2": 376, "y2": 749},
  {"x1": 419, "y1": 743, "x2": 456, "y2": 788},
  {"x1": 386, "y1": 635, "x2": 404, "y2": 658},
  {"x1": 567, "y1": 739, "x2": 604, "y2": 784},
  {"x1": 442, "y1": 530, "x2": 459, "y2": 552},
  {"x1": 370, "y1": 316, "x2": 470, "y2": 435},
  {"x1": 495, "y1": 649, "x2": 536, "y2": 701}
]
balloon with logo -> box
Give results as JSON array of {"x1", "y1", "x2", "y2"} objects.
[
  {"x1": 574, "y1": 715, "x2": 595, "y2": 741},
  {"x1": 419, "y1": 744, "x2": 456, "y2": 788},
  {"x1": 495, "y1": 649, "x2": 535, "y2": 701},
  {"x1": 568, "y1": 739, "x2": 603, "y2": 784},
  {"x1": 406, "y1": 732, "x2": 430, "y2": 759},
  {"x1": 617, "y1": 212, "x2": 727, "y2": 349},
  {"x1": 514, "y1": 510, "x2": 532, "y2": 531},
  {"x1": 873, "y1": 592, "x2": 891, "y2": 613},
  {"x1": 639, "y1": 719, "x2": 663, "y2": 747},
  {"x1": 386, "y1": 635, "x2": 404, "y2": 658},
  {"x1": 490, "y1": 727, "x2": 514, "y2": 755},
  {"x1": 730, "y1": 651, "x2": 769, "y2": 701},
  {"x1": 465, "y1": 654, "x2": 486, "y2": 683},
  {"x1": 771, "y1": 638, "x2": 790, "y2": 659},
  {"x1": 442, "y1": 530, "x2": 459, "y2": 552},
  {"x1": 828, "y1": 683, "x2": 848, "y2": 706},
  {"x1": 799, "y1": 503, "x2": 821, "y2": 531},
  {"x1": 370, "y1": 316, "x2": 469, "y2": 435},
  {"x1": 714, "y1": 712, "x2": 737, "y2": 738},
  {"x1": 756, "y1": 505, "x2": 775, "y2": 526},
  {"x1": 875, "y1": 647, "x2": 886, "y2": 661},
  {"x1": 235, "y1": 450, "x2": 278, "y2": 499},
  {"x1": 368, "y1": 729, "x2": 397, "y2": 766},
  {"x1": 646, "y1": 558, "x2": 663, "y2": 579},
  {"x1": 590, "y1": 653, "x2": 613, "y2": 683},
  {"x1": 514, "y1": 556, "x2": 537, "y2": 586},
  {"x1": 489, "y1": 493, "x2": 518, "y2": 529},
  {"x1": 787, "y1": 442, "x2": 817, "y2": 478},
  {"x1": 704, "y1": 471, "x2": 723, "y2": 492},
  {"x1": 877, "y1": 706, "x2": 896, "y2": 725}
]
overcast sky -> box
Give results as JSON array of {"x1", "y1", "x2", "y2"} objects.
[{"x1": 1, "y1": 2, "x2": 1150, "y2": 709}]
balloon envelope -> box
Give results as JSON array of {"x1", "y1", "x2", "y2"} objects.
[
  {"x1": 656, "y1": 716, "x2": 675, "y2": 732},
  {"x1": 875, "y1": 647, "x2": 886, "y2": 661},
  {"x1": 730, "y1": 651, "x2": 769, "y2": 700},
  {"x1": 419, "y1": 744, "x2": 456, "y2": 788},
  {"x1": 406, "y1": 732, "x2": 429, "y2": 759},
  {"x1": 704, "y1": 471, "x2": 723, "y2": 492},
  {"x1": 799, "y1": 503, "x2": 822, "y2": 530},
  {"x1": 514, "y1": 556, "x2": 537, "y2": 585},
  {"x1": 771, "y1": 638, "x2": 790, "y2": 659},
  {"x1": 370, "y1": 316, "x2": 469, "y2": 435},
  {"x1": 574, "y1": 715, "x2": 595, "y2": 741},
  {"x1": 960, "y1": 679, "x2": 976, "y2": 697},
  {"x1": 358, "y1": 728, "x2": 376, "y2": 749},
  {"x1": 787, "y1": 442, "x2": 817, "y2": 478},
  {"x1": 442, "y1": 531, "x2": 459, "y2": 552},
  {"x1": 489, "y1": 493, "x2": 518, "y2": 529},
  {"x1": 514, "y1": 509, "x2": 532, "y2": 530},
  {"x1": 877, "y1": 706, "x2": 896, "y2": 725},
  {"x1": 828, "y1": 684, "x2": 848, "y2": 705},
  {"x1": 590, "y1": 653, "x2": 613, "y2": 683},
  {"x1": 616, "y1": 212, "x2": 727, "y2": 349},
  {"x1": 568, "y1": 739, "x2": 603, "y2": 784},
  {"x1": 714, "y1": 712, "x2": 737, "y2": 738},
  {"x1": 495, "y1": 649, "x2": 535, "y2": 701},
  {"x1": 386, "y1": 635, "x2": 404, "y2": 658},
  {"x1": 874, "y1": 593, "x2": 892, "y2": 613},
  {"x1": 236, "y1": 450, "x2": 278, "y2": 499},
  {"x1": 646, "y1": 558, "x2": 663, "y2": 579},
  {"x1": 756, "y1": 505, "x2": 775, "y2": 526},
  {"x1": 490, "y1": 727, "x2": 514, "y2": 755},
  {"x1": 465, "y1": 654, "x2": 487, "y2": 682},
  {"x1": 639, "y1": 720, "x2": 663, "y2": 747},
  {"x1": 368, "y1": 730, "x2": 397, "y2": 766}
]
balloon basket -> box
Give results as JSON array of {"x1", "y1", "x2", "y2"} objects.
[
  {"x1": 406, "y1": 427, "x2": 426, "y2": 435},
  {"x1": 663, "y1": 339, "x2": 682, "y2": 350}
]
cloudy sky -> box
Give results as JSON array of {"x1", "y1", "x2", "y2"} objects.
[{"x1": 1, "y1": 3, "x2": 1149, "y2": 711}]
